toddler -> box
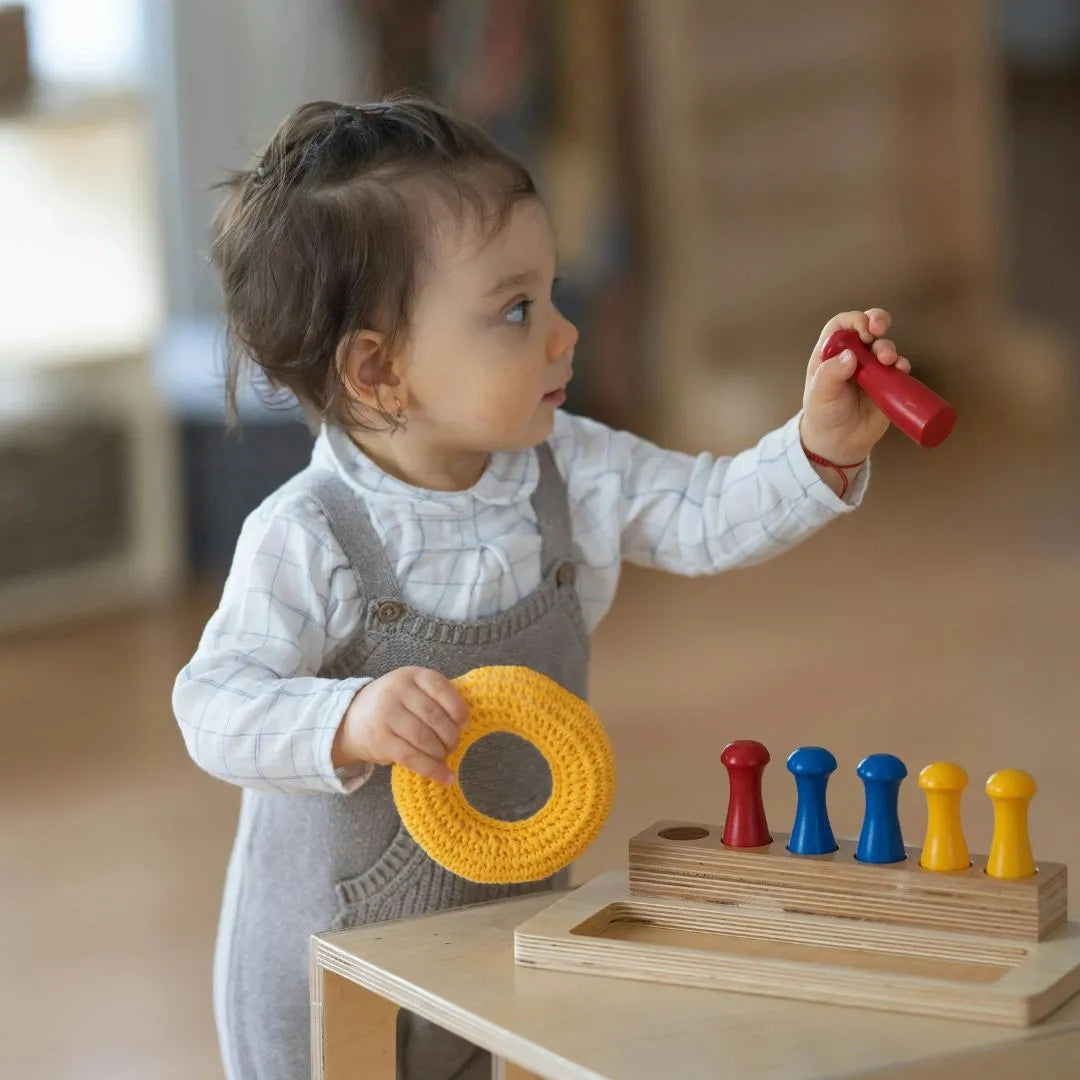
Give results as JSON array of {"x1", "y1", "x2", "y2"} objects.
[{"x1": 173, "y1": 96, "x2": 911, "y2": 1080}]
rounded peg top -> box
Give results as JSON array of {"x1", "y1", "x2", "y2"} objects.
[
  {"x1": 786, "y1": 746, "x2": 837, "y2": 776},
  {"x1": 985, "y1": 769, "x2": 1036, "y2": 800},
  {"x1": 857, "y1": 753, "x2": 908, "y2": 783},
  {"x1": 918, "y1": 761, "x2": 968, "y2": 792},
  {"x1": 721, "y1": 740, "x2": 770, "y2": 770}
]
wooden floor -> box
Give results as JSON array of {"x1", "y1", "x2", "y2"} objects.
[{"x1": 2, "y1": 405, "x2": 1078, "y2": 1078}]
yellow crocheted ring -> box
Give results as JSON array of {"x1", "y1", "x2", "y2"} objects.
[{"x1": 391, "y1": 665, "x2": 615, "y2": 885}]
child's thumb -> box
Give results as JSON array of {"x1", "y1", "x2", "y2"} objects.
[{"x1": 811, "y1": 349, "x2": 857, "y2": 403}]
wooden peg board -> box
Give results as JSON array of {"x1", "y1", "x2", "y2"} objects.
[
  {"x1": 514, "y1": 870, "x2": 1080, "y2": 1028},
  {"x1": 629, "y1": 820, "x2": 1068, "y2": 942}
]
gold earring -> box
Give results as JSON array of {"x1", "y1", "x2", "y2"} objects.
[{"x1": 394, "y1": 396, "x2": 408, "y2": 429}]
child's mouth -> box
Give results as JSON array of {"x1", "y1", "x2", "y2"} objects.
[{"x1": 542, "y1": 388, "x2": 566, "y2": 405}]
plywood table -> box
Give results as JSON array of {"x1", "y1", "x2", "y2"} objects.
[{"x1": 310, "y1": 872, "x2": 1080, "y2": 1079}]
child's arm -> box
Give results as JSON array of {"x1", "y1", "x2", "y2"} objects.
[
  {"x1": 171, "y1": 495, "x2": 378, "y2": 795},
  {"x1": 555, "y1": 310, "x2": 900, "y2": 584},
  {"x1": 555, "y1": 407, "x2": 856, "y2": 582}
]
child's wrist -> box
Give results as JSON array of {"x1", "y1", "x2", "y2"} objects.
[
  {"x1": 333, "y1": 685, "x2": 371, "y2": 769},
  {"x1": 798, "y1": 419, "x2": 868, "y2": 466},
  {"x1": 798, "y1": 418, "x2": 869, "y2": 476},
  {"x1": 800, "y1": 441, "x2": 866, "y2": 500},
  {"x1": 331, "y1": 717, "x2": 355, "y2": 770}
]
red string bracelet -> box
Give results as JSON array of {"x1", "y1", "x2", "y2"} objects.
[{"x1": 801, "y1": 444, "x2": 866, "y2": 499}]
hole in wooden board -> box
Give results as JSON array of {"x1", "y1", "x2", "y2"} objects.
[{"x1": 658, "y1": 826, "x2": 711, "y2": 841}]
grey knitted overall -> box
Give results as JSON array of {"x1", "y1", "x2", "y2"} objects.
[{"x1": 214, "y1": 441, "x2": 589, "y2": 1080}]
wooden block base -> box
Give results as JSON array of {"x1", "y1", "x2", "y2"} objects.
[
  {"x1": 514, "y1": 872, "x2": 1080, "y2": 1027},
  {"x1": 628, "y1": 820, "x2": 1068, "y2": 942}
]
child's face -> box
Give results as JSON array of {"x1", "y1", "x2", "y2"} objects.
[{"x1": 398, "y1": 196, "x2": 578, "y2": 453}]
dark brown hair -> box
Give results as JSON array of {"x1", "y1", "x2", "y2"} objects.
[{"x1": 209, "y1": 94, "x2": 537, "y2": 428}]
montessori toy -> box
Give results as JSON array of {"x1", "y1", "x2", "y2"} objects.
[
  {"x1": 392, "y1": 665, "x2": 615, "y2": 884},
  {"x1": 515, "y1": 740, "x2": 1080, "y2": 1027},
  {"x1": 822, "y1": 328, "x2": 957, "y2": 448}
]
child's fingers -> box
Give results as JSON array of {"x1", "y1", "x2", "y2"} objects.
[
  {"x1": 866, "y1": 338, "x2": 911, "y2": 373},
  {"x1": 809, "y1": 310, "x2": 872, "y2": 375},
  {"x1": 864, "y1": 308, "x2": 891, "y2": 337},
  {"x1": 394, "y1": 710, "x2": 452, "y2": 764},
  {"x1": 412, "y1": 668, "x2": 470, "y2": 729},
  {"x1": 871, "y1": 338, "x2": 899, "y2": 365},
  {"x1": 399, "y1": 692, "x2": 461, "y2": 756},
  {"x1": 810, "y1": 348, "x2": 859, "y2": 403},
  {"x1": 811, "y1": 311, "x2": 866, "y2": 353},
  {"x1": 385, "y1": 732, "x2": 455, "y2": 785},
  {"x1": 833, "y1": 310, "x2": 872, "y2": 344}
]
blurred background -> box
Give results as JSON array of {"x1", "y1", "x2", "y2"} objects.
[{"x1": 1, "y1": 1, "x2": 1078, "y2": 1076}]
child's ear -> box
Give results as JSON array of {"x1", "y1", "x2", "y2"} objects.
[{"x1": 337, "y1": 330, "x2": 403, "y2": 408}]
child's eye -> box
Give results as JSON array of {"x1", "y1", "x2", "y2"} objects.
[{"x1": 505, "y1": 299, "x2": 533, "y2": 326}]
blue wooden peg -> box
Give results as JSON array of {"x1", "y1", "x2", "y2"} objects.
[
  {"x1": 786, "y1": 747, "x2": 838, "y2": 855},
  {"x1": 855, "y1": 753, "x2": 908, "y2": 863}
]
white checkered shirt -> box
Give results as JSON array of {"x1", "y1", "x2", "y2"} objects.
[{"x1": 173, "y1": 409, "x2": 868, "y2": 794}]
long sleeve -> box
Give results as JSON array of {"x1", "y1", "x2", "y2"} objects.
[
  {"x1": 172, "y1": 494, "x2": 372, "y2": 795},
  {"x1": 552, "y1": 410, "x2": 868, "y2": 630}
]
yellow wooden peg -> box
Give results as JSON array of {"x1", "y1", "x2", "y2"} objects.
[
  {"x1": 985, "y1": 769, "x2": 1037, "y2": 880},
  {"x1": 918, "y1": 761, "x2": 970, "y2": 871}
]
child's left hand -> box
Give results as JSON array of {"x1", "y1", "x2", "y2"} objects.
[{"x1": 799, "y1": 308, "x2": 910, "y2": 467}]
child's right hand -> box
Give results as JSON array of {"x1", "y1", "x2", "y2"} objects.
[{"x1": 334, "y1": 666, "x2": 469, "y2": 785}]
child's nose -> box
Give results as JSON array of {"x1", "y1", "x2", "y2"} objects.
[{"x1": 549, "y1": 312, "x2": 579, "y2": 361}]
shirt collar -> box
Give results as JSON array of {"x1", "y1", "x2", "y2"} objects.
[{"x1": 313, "y1": 423, "x2": 539, "y2": 514}]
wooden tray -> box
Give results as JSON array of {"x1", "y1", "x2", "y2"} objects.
[{"x1": 514, "y1": 871, "x2": 1080, "y2": 1027}]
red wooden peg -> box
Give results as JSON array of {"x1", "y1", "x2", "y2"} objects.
[
  {"x1": 822, "y1": 329, "x2": 957, "y2": 448},
  {"x1": 720, "y1": 740, "x2": 772, "y2": 847}
]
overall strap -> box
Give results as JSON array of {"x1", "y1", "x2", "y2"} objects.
[
  {"x1": 530, "y1": 441, "x2": 575, "y2": 575},
  {"x1": 306, "y1": 469, "x2": 402, "y2": 600}
]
